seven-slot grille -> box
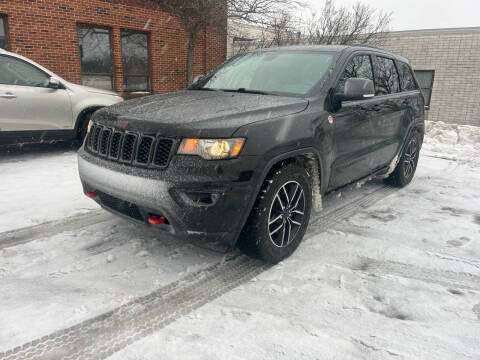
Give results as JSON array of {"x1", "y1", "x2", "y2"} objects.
[{"x1": 86, "y1": 123, "x2": 175, "y2": 168}]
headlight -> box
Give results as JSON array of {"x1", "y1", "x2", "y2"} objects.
[
  {"x1": 87, "y1": 119, "x2": 94, "y2": 134},
  {"x1": 177, "y1": 138, "x2": 245, "y2": 160}
]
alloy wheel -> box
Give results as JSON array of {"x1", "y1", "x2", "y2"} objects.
[
  {"x1": 268, "y1": 181, "x2": 306, "y2": 248},
  {"x1": 403, "y1": 137, "x2": 418, "y2": 179}
]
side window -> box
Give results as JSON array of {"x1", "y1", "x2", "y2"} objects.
[
  {"x1": 374, "y1": 56, "x2": 401, "y2": 95},
  {"x1": 397, "y1": 61, "x2": 417, "y2": 91},
  {"x1": 0, "y1": 55, "x2": 50, "y2": 87},
  {"x1": 336, "y1": 55, "x2": 374, "y2": 93}
]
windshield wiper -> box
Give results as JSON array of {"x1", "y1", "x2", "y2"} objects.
[
  {"x1": 223, "y1": 88, "x2": 277, "y2": 96},
  {"x1": 189, "y1": 87, "x2": 219, "y2": 91}
]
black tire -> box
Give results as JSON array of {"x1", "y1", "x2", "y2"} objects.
[
  {"x1": 385, "y1": 130, "x2": 421, "y2": 187},
  {"x1": 77, "y1": 111, "x2": 94, "y2": 144},
  {"x1": 238, "y1": 162, "x2": 312, "y2": 264}
]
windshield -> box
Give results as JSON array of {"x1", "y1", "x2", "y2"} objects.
[{"x1": 195, "y1": 51, "x2": 334, "y2": 96}]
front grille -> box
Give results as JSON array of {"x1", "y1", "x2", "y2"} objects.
[
  {"x1": 121, "y1": 133, "x2": 137, "y2": 162},
  {"x1": 110, "y1": 132, "x2": 122, "y2": 159},
  {"x1": 97, "y1": 191, "x2": 143, "y2": 221},
  {"x1": 99, "y1": 129, "x2": 111, "y2": 156},
  {"x1": 154, "y1": 139, "x2": 174, "y2": 167},
  {"x1": 137, "y1": 136, "x2": 154, "y2": 164},
  {"x1": 85, "y1": 123, "x2": 175, "y2": 169}
]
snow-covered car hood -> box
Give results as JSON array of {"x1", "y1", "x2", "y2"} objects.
[{"x1": 92, "y1": 90, "x2": 309, "y2": 138}]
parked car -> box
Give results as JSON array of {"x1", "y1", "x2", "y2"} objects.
[
  {"x1": 78, "y1": 45, "x2": 424, "y2": 263},
  {"x1": 0, "y1": 48, "x2": 123, "y2": 146}
]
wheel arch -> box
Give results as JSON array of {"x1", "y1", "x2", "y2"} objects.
[
  {"x1": 233, "y1": 148, "x2": 326, "y2": 247},
  {"x1": 74, "y1": 107, "x2": 103, "y2": 134}
]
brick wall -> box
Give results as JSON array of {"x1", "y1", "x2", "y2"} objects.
[
  {"x1": 378, "y1": 28, "x2": 480, "y2": 127},
  {"x1": 0, "y1": 0, "x2": 227, "y2": 97}
]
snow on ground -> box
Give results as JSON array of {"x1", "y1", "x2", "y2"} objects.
[
  {"x1": 0, "y1": 147, "x2": 98, "y2": 232},
  {"x1": 105, "y1": 124, "x2": 480, "y2": 360},
  {"x1": 0, "y1": 217, "x2": 226, "y2": 350},
  {"x1": 0, "y1": 122, "x2": 479, "y2": 359},
  {"x1": 423, "y1": 120, "x2": 480, "y2": 167}
]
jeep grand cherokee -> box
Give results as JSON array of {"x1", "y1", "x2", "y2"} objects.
[{"x1": 78, "y1": 45, "x2": 424, "y2": 263}]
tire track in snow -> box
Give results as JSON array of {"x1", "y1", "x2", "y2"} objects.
[
  {"x1": 0, "y1": 255, "x2": 268, "y2": 360},
  {"x1": 308, "y1": 183, "x2": 398, "y2": 234},
  {"x1": 354, "y1": 257, "x2": 480, "y2": 291},
  {"x1": 0, "y1": 183, "x2": 400, "y2": 360},
  {"x1": 0, "y1": 210, "x2": 113, "y2": 250}
]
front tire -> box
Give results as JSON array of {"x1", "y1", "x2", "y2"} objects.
[
  {"x1": 385, "y1": 131, "x2": 421, "y2": 187},
  {"x1": 239, "y1": 162, "x2": 312, "y2": 263},
  {"x1": 77, "y1": 111, "x2": 94, "y2": 144}
]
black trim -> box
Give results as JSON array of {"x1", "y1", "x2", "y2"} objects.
[{"x1": 0, "y1": 130, "x2": 76, "y2": 146}]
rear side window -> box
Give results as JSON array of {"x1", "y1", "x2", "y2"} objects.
[
  {"x1": 397, "y1": 61, "x2": 417, "y2": 91},
  {"x1": 374, "y1": 56, "x2": 400, "y2": 95},
  {"x1": 336, "y1": 55, "x2": 374, "y2": 93},
  {"x1": 0, "y1": 55, "x2": 50, "y2": 87}
]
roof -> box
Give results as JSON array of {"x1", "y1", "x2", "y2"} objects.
[
  {"x1": 386, "y1": 26, "x2": 480, "y2": 37},
  {"x1": 253, "y1": 44, "x2": 409, "y2": 63}
]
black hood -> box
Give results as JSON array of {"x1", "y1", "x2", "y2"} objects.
[{"x1": 94, "y1": 90, "x2": 309, "y2": 137}]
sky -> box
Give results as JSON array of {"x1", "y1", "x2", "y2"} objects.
[{"x1": 307, "y1": 0, "x2": 480, "y2": 31}]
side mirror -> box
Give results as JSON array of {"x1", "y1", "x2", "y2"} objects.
[
  {"x1": 192, "y1": 74, "x2": 205, "y2": 84},
  {"x1": 48, "y1": 78, "x2": 63, "y2": 90},
  {"x1": 340, "y1": 78, "x2": 375, "y2": 101}
]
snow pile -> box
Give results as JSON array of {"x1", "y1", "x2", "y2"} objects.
[{"x1": 423, "y1": 120, "x2": 480, "y2": 165}]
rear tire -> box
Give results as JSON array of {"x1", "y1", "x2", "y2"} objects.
[
  {"x1": 238, "y1": 162, "x2": 312, "y2": 264},
  {"x1": 385, "y1": 131, "x2": 421, "y2": 187}
]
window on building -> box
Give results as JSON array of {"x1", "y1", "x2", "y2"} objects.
[
  {"x1": 0, "y1": 15, "x2": 8, "y2": 50},
  {"x1": 414, "y1": 70, "x2": 434, "y2": 107},
  {"x1": 121, "y1": 30, "x2": 150, "y2": 92},
  {"x1": 374, "y1": 56, "x2": 401, "y2": 95},
  {"x1": 77, "y1": 25, "x2": 113, "y2": 90},
  {"x1": 397, "y1": 61, "x2": 418, "y2": 92},
  {"x1": 336, "y1": 55, "x2": 374, "y2": 94}
]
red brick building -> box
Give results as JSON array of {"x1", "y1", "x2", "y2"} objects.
[{"x1": 0, "y1": 0, "x2": 227, "y2": 97}]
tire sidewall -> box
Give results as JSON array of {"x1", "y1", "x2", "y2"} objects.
[
  {"x1": 395, "y1": 131, "x2": 422, "y2": 186},
  {"x1": 254, "y1": 164, "x2": 312, "y2": 263}
]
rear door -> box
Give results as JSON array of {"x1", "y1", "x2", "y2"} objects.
[
  {"x1": 329, "y1": 53, "x2": 378, "y2": 189},
  {"x1": 0, "y1": 54, "x2": 72, "y2": 132}
]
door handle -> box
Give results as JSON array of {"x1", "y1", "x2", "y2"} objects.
[{"x1": 0, "y1": 93, "x2": 17, "y2": 99}]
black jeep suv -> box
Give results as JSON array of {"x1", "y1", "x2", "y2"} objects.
[{"x1": 78, "y1": 45, "x2": 424, "y2": 263}]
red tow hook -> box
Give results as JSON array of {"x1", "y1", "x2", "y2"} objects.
[
  {"x1": 148, "y1": 215, "x2": 166, "y2": 225},
  {"x1": 85, "y1": 191, "x2": 97, "y2": 198}
]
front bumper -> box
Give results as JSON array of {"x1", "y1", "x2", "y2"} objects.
[{"x1": 78, "y1": 148, "x2": 262, "y2": 249}]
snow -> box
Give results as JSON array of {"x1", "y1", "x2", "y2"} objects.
[
  {"x1": 1, "y1": 121, "x2": 480, "y2": 359},
  {"x1": 0, "y1": 148, "x2": 98, "y2": 233}
]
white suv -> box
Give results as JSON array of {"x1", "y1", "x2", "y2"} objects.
[{"x1": 0, "y1": 48, "x2": 123, "y2": 146}]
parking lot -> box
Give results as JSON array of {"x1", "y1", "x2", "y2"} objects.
[{"x1": 1, "y1": 123, "x2": 479, "y2": 360}]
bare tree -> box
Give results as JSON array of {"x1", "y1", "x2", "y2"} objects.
[
  {"x1": 304, "y1": 0, "x2": 391, "y2": 46},
  {"x1": 155, "y1": 0, "x2": 303, "y2": 85},
  {"x1": 155, "y1": 0, "x2": 227, "y2": 85}
]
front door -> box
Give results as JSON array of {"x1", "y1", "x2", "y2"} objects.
[
  {"x1": 0, "y1": 54, "x2": 72, "y2": 132},
  {"x1": 329, "y1": 53, "x2": 377, "y2": 189}
]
